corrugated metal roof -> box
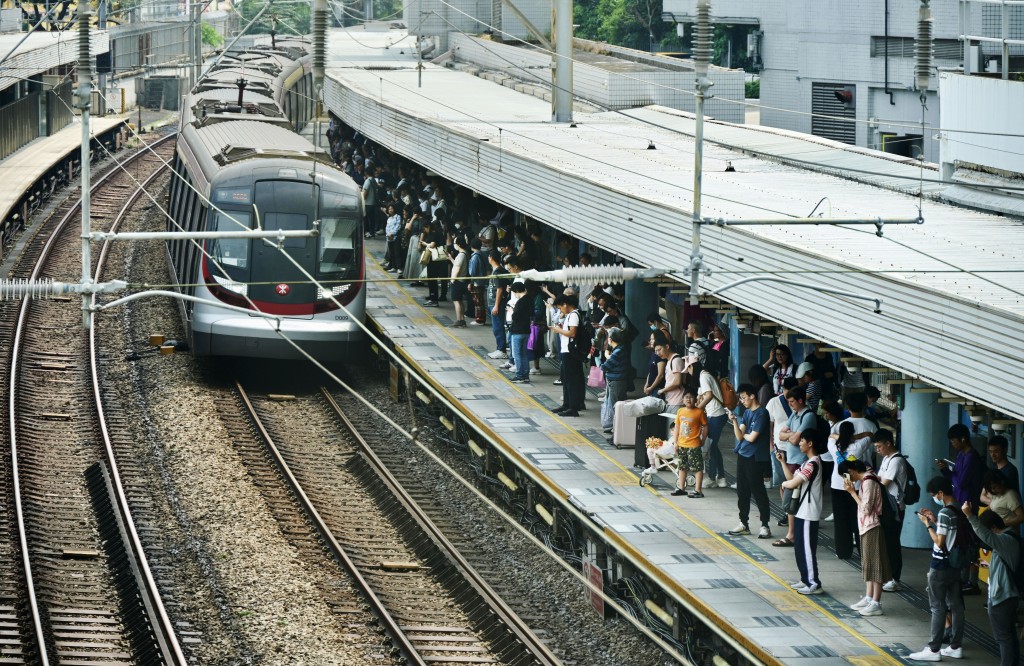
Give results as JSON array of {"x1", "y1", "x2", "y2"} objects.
[
  {"x1": 193, "y1": 120, "x2": 314, "y2": 161},
  {"x1": 0, "y1": 30, "x2": 109, "y2": 91},
  {"x1": 323, "y1": 29, "x2": 1024, "y2": 418}
]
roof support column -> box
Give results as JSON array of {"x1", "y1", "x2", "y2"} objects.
[
  {"x1": 551, "y1": 0, "x2": 573, "y2": 123},
  {"x1": 901, "y1": 390, "x2": 950, "y2": 548}
]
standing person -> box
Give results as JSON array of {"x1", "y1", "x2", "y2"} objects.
[
  {"x1": 448, "y1": 238, "x2": 468, "y2": 327},
  {"x1": 840, "y1": 459, "x2": 891, "y2": 617},
  {"x1": 361, "y1": 165, "x2": 378, "y2": 237},
  {"x1": 655, "y1": 342, "x2": 686, "y2": 409},
  {"x1": 980, "y1": 471, "x2": 1024, "y2": 533},
  {"x1": 599, "y1": 328, "x2": 632, "y2": 433},
  {"x1": 765, "y1": 377, "x2": 797, "y2": 491},
  {"x1": 795, "y1": 363, "x2": 822, "y2": 413},
  {"x1": 670, "y1": 390, "x2": 707, "y2": 498},
  {"x1": 764, "y1": 344, "x2": 796, "y2": 396},
  {"x1": 987, "y1": 436, "x2": 1020, "y2": 492},
  {"x1": 804, "y1": 343, "x2": 837, "y2": 401},
  {"x1": 963, "y1": 503, "x2": 1020, "y2": 666},
  {"x1": 642, "y1": 332, "x2": 668, "y2": 397},
  {"x1": 550, "y1": 294, "x2": 584, "y2": 417},
  {"x1": 467, "y1": 238, "x2": 488, "y2": 325},
  {"x1": 909, "y1": 477, "x2": 966, "y2": 662},
  {"x1": 685, "y1": 320, "x2": 709, "y2": 364},
  {"x1": 749, "y1": 365, "x2": 774, "y2": 415},
  {"x1": 727, "y1": 384, "x2": 772, "y2": 539},
  {"x1": 774, "y1": 385, "x2": 816, "y2": 548},
  {"x1": 485, "y1": 250, "x2": 509, "y2": 359},
  {"x1": 938, "y1": 423, "x2": 984, "y2": 508},
  {"x1": 873, "y1": 429, "x2": 908, "y2": 592},
  {"x1": 528, "y1": 284, "x2": 547, "y2": 375},
  {"x1": 777, "y1": 429, "x2": 824, "y2": 594},
  {"x1": 828, "y1": 392, "x2": 878, "y2": 550},
  {"x1": 419, "y1": 220, "x2": 446, "y2": 306},
  {"x1": 507, "y1": 281, "x2": 532, "y2": 383},
  {"x1": 691, "y1": 360, "x2": 728, "y2": 488},
  {"x1": 383, "y1": 203, "x2": 402, "y2": 272}
]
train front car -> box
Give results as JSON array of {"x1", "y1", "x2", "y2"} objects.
[{"x1": 195, "y1": 160, "x2": 365, "y2": 361}]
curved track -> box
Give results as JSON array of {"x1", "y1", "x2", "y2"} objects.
[
  {"x1": 230, "y1": 381, "x2": 562, "y2": 666},
  {"x1": 4, "y1": 134, "x2": 186, "y2": 665}
]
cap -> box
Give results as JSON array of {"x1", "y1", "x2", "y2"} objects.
[{"x1": 795, "y1": 361, "x2": 814, "y2": 379}]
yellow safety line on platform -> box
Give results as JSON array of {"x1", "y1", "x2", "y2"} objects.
[{"x1": 368, "y1": 255, "x2": 898, "y2": 666}]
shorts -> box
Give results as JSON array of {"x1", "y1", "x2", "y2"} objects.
[
  {"x1": 677, "y1": 447, "x2": 703, "y2": 471},
  {"x1": 450, "y1": 280, "x2": 468, "y2": 300}
]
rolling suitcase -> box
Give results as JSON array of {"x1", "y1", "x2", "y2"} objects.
[
  {"x1": 635, "y1": 414, "x2": 667, "y2": 468},
  {"x1": 612, "y1": 400, "x2": 637, "y2": 449}
]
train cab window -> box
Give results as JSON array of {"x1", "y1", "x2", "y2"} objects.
[
  {"x1": 208, "y1": 211, "x2": 251, "y2": 271},
  {"x1": 265, "y1": 212, "x2": 307, "y2": 249},
  {"x1": 318, "y1": 217, "x2": 358, "y2": 274}
]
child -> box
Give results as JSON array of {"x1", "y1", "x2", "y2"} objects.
[
  {"x1": 672, "y1": 389, "x2": 708, "y2": 498},
  {"x1": 645, "y1": 422, "x2": 678, "y2": 474}
]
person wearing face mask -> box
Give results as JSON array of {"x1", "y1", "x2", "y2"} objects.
[
  {"x1": 909, "y1": 477, "x2": 966, "y2": 661},
  {"x1": 646, "y1": 313, "x2": 672, "y2": 344}
]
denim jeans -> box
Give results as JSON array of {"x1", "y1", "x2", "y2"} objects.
[
  {"x1": 511, "y1": 333, "x2": 529, "y2": 380},
  {"x1": 705, "y1": 413, "x2": 728, "y2": 480},
  {"x1": 601, "y1": 378, "x2": 628, "y2": 429},
  {"x1": 490, "y1": 304, "x2": 506, "y2": 352}
]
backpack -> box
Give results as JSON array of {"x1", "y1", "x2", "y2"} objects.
[
  {"x1": 865, "y1": 474, "x2": 898, "y2": 529},
  {"x1": 717, "y1": 377, "x2": 738, "y2": 410},
  {"x1": 941, "y1": 505, "x2": 974, "y2": 569},
  {"x1": 568, "y1": 311, "x2": 595, "y2": 361},
  {"x1": 893, "y1": 453, "x2": 921, "y2": 505}
]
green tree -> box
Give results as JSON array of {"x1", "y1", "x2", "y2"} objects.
[
  {"x1": 201, "y1": 22, "x2": 224, "y2": 48},
  {"x1": 237, "y1": 0, "x2": 310, "y2": 35}
]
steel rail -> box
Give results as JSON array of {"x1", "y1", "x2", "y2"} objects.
[
  {"x1": 8, "y1": 132, "x2": 177, "y2": 664},
  {"x1": 88, "y1": 136, "x2": 189, "y2": 665},
  {"x1": 320, "y1": 387, "x2": 564, "y2": 666},
  {"x1": 233, "y1": 380, "x2": 430, "y2": 666}
]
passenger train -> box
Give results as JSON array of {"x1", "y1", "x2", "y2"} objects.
[{"x1": 166, "y1": 39, "x2": 365, "y2": 361}]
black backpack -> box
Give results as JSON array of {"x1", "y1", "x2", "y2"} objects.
[
  {"x1": 568, "y1": 311, "x2": 595, "y2": 361},
  {"x1": 942, "y1": 505, "x2": 974, "y2": 569},
  {"x1": 893, "y1": 453, "x2": 921, "y2": 506},
  {"x1": 866, "y1": 474, "x2": 899, "y2": 529}
]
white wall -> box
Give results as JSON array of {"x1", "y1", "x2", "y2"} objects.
[{"x1": 940, "y1": 71, "x2": 1024, "y2": 176}]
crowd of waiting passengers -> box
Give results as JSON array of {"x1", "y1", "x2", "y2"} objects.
[{"x1": 327, "y1": 117, "x2": 1023, "y2": 666}]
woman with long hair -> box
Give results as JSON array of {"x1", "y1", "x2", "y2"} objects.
[
  {"x1": 764, "y1": 344, "x2": 796, "y2": 396},
  {"x1": 839, "y1": 458, "x2": 891, "y2": 617},
  {"x1": 829, "y1": 421, "x2": 863, "y2": 560}
]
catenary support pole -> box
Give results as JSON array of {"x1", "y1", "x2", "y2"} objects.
[
  {"x1": 688, "y1": 0, "x2": 713, "y2": 305},
  {"x1": 551, "y1": 0, "x2": 573, "y2": 122},
  {"x1": 77, "y1": 7, "x2": 93, "y2": 328}
]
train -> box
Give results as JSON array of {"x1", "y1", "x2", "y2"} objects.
[{"x1": 165, "y1": 38, "x2": 366, "y2": 361}]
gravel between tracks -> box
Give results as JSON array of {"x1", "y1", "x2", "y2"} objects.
[
  {"x1": 94, "y1": 182, "x2": 366, "y2": 665},
  {"x1": 345, "y1": 372, "x2": 678, "y2": 666}
]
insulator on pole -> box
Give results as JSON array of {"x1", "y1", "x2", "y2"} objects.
[
  {"x1": 312, "y1": 0, "x2": 327, "y2": 89},
  {"x1": 75, "y1": 7, "x2": 92, "y2": 110},
  {"x1": 693, "y1": 0, "x2": 712, "y2": 79},
  {"x1": 518, "y1": 265, "x2": 667, "y2": 286},
  {"x1": 915, "y1": 1, "x2": 933, "y2": 93}
]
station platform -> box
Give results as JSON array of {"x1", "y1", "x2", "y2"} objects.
[
  {"x1": 361, "y1": 240, "x2": 1005, "y2": 666},
  {"x1": 0, "y1": 116, "x2": 126, "y2": 224}
]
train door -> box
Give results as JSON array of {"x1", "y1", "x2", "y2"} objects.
[{"x1": 249, "y1": 179, "x2": 317, "y2": 317}]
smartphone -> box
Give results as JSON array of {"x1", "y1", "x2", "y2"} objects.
[{"x1": 842, "y1": 473, "x2": 852, "y2": 484}]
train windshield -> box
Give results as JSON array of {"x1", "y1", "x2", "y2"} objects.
[{"x1": 208, "y1": 210, "x2": 252, "y2": 277}]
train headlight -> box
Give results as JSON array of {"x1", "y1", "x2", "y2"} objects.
[
  {"x1": 212, "y1": 273, "x2": 249, "y2": 296},
  {"x1": 317, "y1": 284, "x2": 351, "y2": 300}
]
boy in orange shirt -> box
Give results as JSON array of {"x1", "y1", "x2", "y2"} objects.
[{"x1": 673, "y1": 389, "x2": 708, "y2": 498}]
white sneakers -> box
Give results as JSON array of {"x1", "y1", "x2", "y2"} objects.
[
  {"x1": 728, "y1": 523, "x2": 751, "y2": 536},
  {"x1": 488, "y1": 350, "x2": 507, "y2": 359},
  {"x1": 882, "y1": 580, "x2": 902, "y2": 592},
  {"x1": 716, "y1": 477, "x2": 728, "y2": 488},
  {"x1": 851, "y1": 596, "x2": 873, "y2": 610},
  {"x1": 643, "y1": 466, "x2": 657, "y2": 475},
  {"x1": 858, "y1": 600, "x2": 883, "y2": 616},
  {"x1": 530, "y1": 368, "x2": 541, "y2": 375},
  {"x1": 757, "y1": 525, "x2": 771, "y2": 539},
  {"x1": 940, "y1": 646, "x2": 963, "y2": 659},
  {"x1": 795, "y1": 584, "x2": 823, "y2": 595},
  {"x1": 823, "y1": 513, "x2": 835, "y2": 522},
  {"x1": 907, "y1": 648, "x2": 941, "y2": 662}
]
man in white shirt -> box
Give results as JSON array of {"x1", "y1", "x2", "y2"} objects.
[
  {"x1": 550, "y1": 294, "x2": 584, "y2": 417},
  {"x1": 873, "y1": 428, "x2": 908, "y2": 592}
]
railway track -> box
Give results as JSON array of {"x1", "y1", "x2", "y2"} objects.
[
  {"x1": 225, "y1": 380, "x2": 562, "y2": 666},
  {"x1": 1, "y1": 133, "x2": 186, "y2": 665}
]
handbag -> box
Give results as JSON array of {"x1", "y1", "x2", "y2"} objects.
[
  {"x1": 587, "y1": 365, "x2": 606, "y2": 389},
  {"x1": 430, "y1": 246, "x2": 447, "y2": 262},
  {"x1": 527, "y1": 323, "x2": 541, "y2": 351},
  {"x1": 419, "y1": 248, "x2": 432, "y2": 265}
]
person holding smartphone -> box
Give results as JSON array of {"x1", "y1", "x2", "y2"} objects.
[{"x1": 839, "y1": 459, "x2": 890, "y2": 617}]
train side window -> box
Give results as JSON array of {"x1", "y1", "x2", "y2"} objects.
[{"x1": 318, "y1": 217, "x2": 358, "y2": 274}]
